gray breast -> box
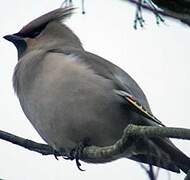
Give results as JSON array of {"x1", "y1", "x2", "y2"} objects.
[{"x1": 14, "y1": 52, "x2": 130, "y2": 152}]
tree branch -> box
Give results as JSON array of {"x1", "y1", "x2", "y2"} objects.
[
  {"x1": 1, "y1": 125, "x2": 190, "y2": 159},
  {"x1": 1, "y1": 124, "x2": 190, "y2": 178},
  {"x1": 0, "y1": 129, "x2": 65, "y2": 156},
  {"x1": 61, "y1": 0, "x2": 190, "y2": 27},
  {"x1": 81, "y1": 125, "x2": 190, "y2": 161},
  {"x1": 125, "y1": 0, "x2": 190, "y2": 27}
]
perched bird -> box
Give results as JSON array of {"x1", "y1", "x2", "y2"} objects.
[{"x1": 4, "y1": 7, "x2": 190, "y2": 173}]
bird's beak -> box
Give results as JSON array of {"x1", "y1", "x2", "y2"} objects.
[
  {"x1": 3, "y1": 34, "x2": 27, "y2": 59},
  {"x1": 3, "y1": 34, "x2": 23, "y2": 43}
]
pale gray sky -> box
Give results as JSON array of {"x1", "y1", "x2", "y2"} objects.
[{"x1": 1, "y1": 0, "x2": 190, "y2": 180}]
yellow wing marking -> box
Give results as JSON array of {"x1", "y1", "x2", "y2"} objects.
[
  {"x1": 126, "y1": 96, "x2": 164, "y2": 126},
  {"x1": 115, "y1": 90, "x2": 164, "y2": 126}
]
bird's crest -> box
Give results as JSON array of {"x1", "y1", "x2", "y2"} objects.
[{"x1": 16, "y1": 7, "x2": 75, "y2": 37}]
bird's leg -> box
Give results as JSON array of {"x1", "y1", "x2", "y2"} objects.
[{"x1": 64, "y1": 137, "x2": 91, "y2": 171}]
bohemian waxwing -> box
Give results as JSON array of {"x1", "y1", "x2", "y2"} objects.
[{"x1": 4, "y1": 7, "x2": 190, "y2": 173}]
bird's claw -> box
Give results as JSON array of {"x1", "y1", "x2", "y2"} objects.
[
  {"x1": 53, "y1": 149, "x2": 61, "y2": 160},
  {"x1": 64, "y1": 145, "x2": 84, "y2": 171},
  {"x1": 65, "y1": 138, "x2": 90, "y2": 171}
]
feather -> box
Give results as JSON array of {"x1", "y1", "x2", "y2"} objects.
[
  {"x1": 16, "y1": 6, "x2": 75, "y2": 37},
  {"x1": 115, "y1": 90, "x2": 165, "y2": 126}
]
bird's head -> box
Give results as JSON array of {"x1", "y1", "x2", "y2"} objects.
[{"x1": 4, "y1": 7, "x2": 82, "y2": 59}]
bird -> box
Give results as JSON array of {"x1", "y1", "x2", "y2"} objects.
[{"x1": 4, "y1": 6, "x2": 190, "y2": 174}]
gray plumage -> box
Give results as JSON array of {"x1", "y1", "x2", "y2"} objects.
[{"x1": 4, "y1": 7, "x2": 190, "y2": 173}]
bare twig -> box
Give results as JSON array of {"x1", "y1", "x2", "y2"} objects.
[
  {"x1": 134, "y1": 0, "x2": 145, "y2": 29},
  {"x1": 61, "y1": 0, "x2": 190, "y2": 26},
  {"x1": 82, "y1": 0, "x2": 85, "y2": 14},
  {"x1": 148, "y1": 165, "x2": 156, "y2": 180},
  {"x1": 1, "y1": 124, "x2": 190, "y2": 178},
  {"x1": 140, "y1": 164, "x2": 157, "y2": 180},
  {"x1": 61, "y1": 0, "x2": 73, "y2": 8},
  {"x1": 82, "y1": 125, "x2": 190, "y2": 161},
  {"x1": 127, "y1": 0, "x2": 190, "y2": 26},
  {"x1": 0, "y1": 129, "x2": 65, "y2": 156},
  {"x1": 1, "y1": 125, "x2": 190, "y2": 159}
]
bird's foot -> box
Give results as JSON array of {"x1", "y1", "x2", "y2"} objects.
[
  {"x1": 64, "y1": 138, "x2": 90, "y2": 171},
  {"x1": 53, "y1": 148, "x2": 66, "y2": 160}
]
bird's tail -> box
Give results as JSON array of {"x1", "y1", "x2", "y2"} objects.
[
  {"x1": 128, "y1": 137, "x2": 190, "y2": 174},
  {"x1": 154, "y1": 137, "x2": 190, "y2": 174}
]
